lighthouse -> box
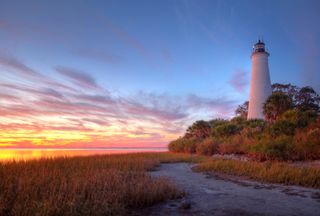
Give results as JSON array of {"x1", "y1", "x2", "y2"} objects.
[{"x1": 247, "y1": 40, "x2": 272, "y2": 119}]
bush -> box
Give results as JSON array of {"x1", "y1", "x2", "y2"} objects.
[
  {"x1": 249, "y1": 135, "x2": 294, "y2": 161},
  {"x1": 196, "y1": 138, "x2": 219, "y2": 156},
  {"x1": 218, "y1": 135, "x2": 247, "y2": 155},
  {"x1": 168, "y1": 137, "x2": 185, "y2": 152},
  {"x1": 294, "y1": 128, "x2": 320, "y2": 160},
  {"x1": 169, "y1": 107, "x2": 320, "y2": 161},
  {"x1": 265, "y1": 135, "x2": 294, "y2": 160},
  {"x1": 281, "y1": 109, "x2": 317, "y2": 128},
  {"x1": 269, "y1": 119, "x2": 296, "y2": 137},
  {"x1": 212, "y1": 123, "x2": 241, "y2": 137},
  {"x1": 168, "y1": 137, "x2": 198, "y2": 154}
]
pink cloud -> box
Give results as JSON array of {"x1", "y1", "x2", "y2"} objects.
[
  {"x1": 229, "y1": 69, "x2": 249, "y2": 93},
  {"x1": 187, "y1": 94, "x2": 236, "y2": 116}
]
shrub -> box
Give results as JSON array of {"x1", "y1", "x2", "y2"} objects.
[
  {"x1": 269, "y1": 119, "x2": 296, "y2": 137},
  {"x1": 212, "y1": 123, "x2": 241, "y2": 137},
  {"x1": 209, "y1": 119, "x2": 227, "y2": 128},
  {"x1": 281, "y1": 109, "x2": 317, "y2": 128},
  {"x1": 230, "y1": 116, "x2": 246, "y2": 125},
  {"x1": 196, "y1": 138, "x2": 219, "y2": 156},
  {"x1": 218, "y1": 135, "x2": 247, "y2": 155},
  {"x1": 168, "y1": 137, "x2": 185, "y2": 152},
  {"x1": 294, "y1": 128, "x2": 320, "y2": 160},
  {"x1": 263, "y1": 135, "x2": 294, "y2": 161},
  {"x1": 185, "y1": 120, "x2": 211, "y2": 139},
  {"x1": 168, "y1": 137, "x2": 198, "y2": 154}
]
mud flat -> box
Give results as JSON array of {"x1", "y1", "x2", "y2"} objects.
[{"x1": 144, "y1": 163, "x2": 320, "y2": 216}]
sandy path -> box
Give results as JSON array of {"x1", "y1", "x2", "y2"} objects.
[{"x1": 143, "y1": 163, "x2": 320, "y2": 216}]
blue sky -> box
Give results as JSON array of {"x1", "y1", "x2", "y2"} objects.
[{"x1": 0, "y1": 0, "x2": 319, "y2": 148}]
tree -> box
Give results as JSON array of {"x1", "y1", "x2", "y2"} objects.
[
  {"x1": 296, "y1": 86, "x2": 320, "y2": 112},
  {"x1": 272, "y1": 83, "x2": 298, "y2": 103},
  {"x1": 185, "y1": 120, "x2": 211, "y2": 139},
  {"x1": 263, "y1": 92, "x2": 294, "y2": 122},
  {"x1": 235, "y1": 101, "x2": 249, "y2": 118}
]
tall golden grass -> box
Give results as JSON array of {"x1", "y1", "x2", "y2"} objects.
[
  {"x1": 0, "y1": 152, "x2": 196, "y2": 216},
  {"x1": 193, "y1": 158, "x2": 320, "y2": 188}
]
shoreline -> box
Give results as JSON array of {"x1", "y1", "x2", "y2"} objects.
[{"x1": 146, "y1": 162, "x2": 320, "y2": 216}]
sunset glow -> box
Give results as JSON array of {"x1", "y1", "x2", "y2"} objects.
[{"x1": 1, "y1": 0, "x2": 319, "y2": 149}]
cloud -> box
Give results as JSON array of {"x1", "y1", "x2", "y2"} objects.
[
  {"x1": 229, "y1": 69, "x2": 249, "y2": 93},
  {"x1": 187, "y1": 94, "x2": 236, "y2": 116},
  {"x1": 121, "y1": 91, "x2": 189, "y2": 122},
  {"x1": 74, "y1": 48, "x2": 125, "y2": 65},
  {"x1": 55, "y1": 66, "x2": 99, "y2": 89},
  {"x1": 82, "y1": 118, "x2": 110, "y2": 126},
  {"x1": 0, "y1": 74, "x2": 238, "y2": 148},
  {"x1": 123, "y1": 100, "x2": 188, "y2": 121},
  {"x1": 74, "y1": 94, "x2": 114, "y2": 104},
  {"x1": 0, "y1": 52, "x2": 41, "y2": 77},
  {"x1": 0, "y1": 93, "x2": 19, "y2": 101},
  {"x1": 103, "y1": 19, "x2": 151, "y2": 60},
  {"x1": 0, "y1": 83, "x2": 64, "y2": 100}
]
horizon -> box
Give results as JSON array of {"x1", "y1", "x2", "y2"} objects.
[{"x1": 1, "y1": 0, "x2": 320, "y2": 149}]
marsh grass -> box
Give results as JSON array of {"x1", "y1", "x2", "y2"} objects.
[
  {"x1": 193, "y1": 158, "x2": 320, "y2": 188},
  {"x1": 0, "y1": 152, "x2": 197, "y2": 216}
]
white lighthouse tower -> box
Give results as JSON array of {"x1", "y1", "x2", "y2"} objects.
[{"x1": 247, "y1": 40, "x2": 272, "y2": 119}]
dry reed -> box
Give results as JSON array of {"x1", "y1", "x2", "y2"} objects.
[{"x1": 0, "y1": 152, "x2": 195, "y2": 216}]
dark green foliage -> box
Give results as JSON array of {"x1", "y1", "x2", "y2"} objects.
[
  {"x1": 185, "y1": 120, "x2": 211, "y2": 139},
  {"x1": 208, "y1": 119, "x2": 227, "y2": 128},
  {"x1": 269, "y1": 120, "x2": 296, "y2": 137},
  {"x1": 212, "y1": 123, "x2": 242, "y2": 137},
  {"x1": 230, "y1": 116, "x2": 246, "y2": 125},
  {"x1": 280, "y1": 110, "x2": 317, "y2": 128},
  {"x1": 263, "y1": 92, "x2": 294, "y2": 122},
  {"x1": 263, "y1": 135, "x2": 294, "y2": 161}
]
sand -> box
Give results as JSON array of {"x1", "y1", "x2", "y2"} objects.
[{"x1": 143, "y1": 163, "x2": 320, "y2": 216}]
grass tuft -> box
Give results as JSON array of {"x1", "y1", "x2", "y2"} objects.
[{"x1": 193, "y1": 158, "x2": 320, "y2": 188}]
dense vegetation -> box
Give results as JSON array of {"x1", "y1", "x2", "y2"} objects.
[
  {"x1": 169, "y1": 84, "x2": 320, "y2": 161},
  {"x1": 0, "y1": 153, "x2": 199, "y2": 216}
]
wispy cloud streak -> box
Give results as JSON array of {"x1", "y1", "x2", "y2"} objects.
[{"x1": 56, "y1": 66, "x2": 99, "y2": 89}]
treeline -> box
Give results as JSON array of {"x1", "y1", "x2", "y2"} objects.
[{"x1": 169, "y1": 84, "x2": 320, "y2": 161}]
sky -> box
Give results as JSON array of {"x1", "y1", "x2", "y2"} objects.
[{"x1": 0, "y1": 0, "x2": 319, "y2": 148}]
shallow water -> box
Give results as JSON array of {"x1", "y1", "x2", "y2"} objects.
[{"x1": 0, "y1": 148, "x2": 167, "y2": 162}]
